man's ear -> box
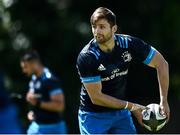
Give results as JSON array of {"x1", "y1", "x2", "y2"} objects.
[{"x1": 112, "y1": 25, "x2": 117, "y2": 33}]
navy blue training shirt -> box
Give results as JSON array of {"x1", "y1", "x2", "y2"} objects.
[
  {"x1": 28, "y1": 68, "x2": 64, "y2": 124},
  {"x1": 76, "y1": 34, "x2": 156, "y2": 112}
]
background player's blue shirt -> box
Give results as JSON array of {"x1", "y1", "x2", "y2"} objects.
[
  {"x1": 76, "y1": 34, "x2": 156, "y2": 112},
  {"x1": 29, "y1": 68, "x2": 64, "y2": 124}
]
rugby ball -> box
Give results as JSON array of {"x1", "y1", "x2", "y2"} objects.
[{"x1": 142, "y1": 103, "x2": 167, "y2": 131}]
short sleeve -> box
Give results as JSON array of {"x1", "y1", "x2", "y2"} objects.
[
  {"x1": 44, "y1": 79, "x2": 63, "y2": 96},
  {"x1": 76, "y1": 53, "x2": 101, "y2": 83},
  {"x1": 128, "y1": 36, "x2": 156, "y2": 65}
]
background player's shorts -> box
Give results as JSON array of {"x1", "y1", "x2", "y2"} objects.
[
  {"x1": 78, "y1": 109, "x2": 136, "y2": 134},
  {"x1": 27, "y1": 120, "x2": 67, "y2": 134}
]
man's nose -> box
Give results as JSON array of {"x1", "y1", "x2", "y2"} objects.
[{"x1": 95, "y1": 27, "x2": 101, "y2": 34}]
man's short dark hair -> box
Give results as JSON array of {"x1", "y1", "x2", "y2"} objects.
[
  {"x1": 20, "y1": 50, "x2": 41, "y2": 62},
  {"x1": 90, "y1": 7, "x2": 116, "y2": 27}
]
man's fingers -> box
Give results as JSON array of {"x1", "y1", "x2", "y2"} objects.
[
  {"x1": 137, "y1": 104, "x2": 147, "y2": 110},
  {"x1": 159, "y1": 106, "x2": 166, "y2": 117},
  {"x1": 131, "y1": 104, "x2": 147, "y2": 111},
  {"x1": 159, "y1": 105, "x2": 170, "y2": 122}
]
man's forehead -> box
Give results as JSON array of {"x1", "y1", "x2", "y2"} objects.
[
  {"x1": 92, "y1": 18, "x2": 109, "y2": 25},
  {"x1": 21, "y1": 61, "x2": 32, "y2": 66}
]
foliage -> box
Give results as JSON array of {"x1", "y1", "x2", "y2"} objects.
[{"x1": 0, "y1": 0, "x2": 179, "y2": 133}]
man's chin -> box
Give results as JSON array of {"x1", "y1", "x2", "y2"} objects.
[
  {"x1": 96, "y1": 39, "x2": 106, "y2": 44},
  {"x1": 25, "y1": 73, "x2": 31, "y2": 77}
]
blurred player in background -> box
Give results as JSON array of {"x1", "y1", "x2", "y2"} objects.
[
  {"x1": 0, "y1": 70, "x2": 22, "y2": 133},
  {"x1": 76, "y1": 7, "x2": 170, "y2": 134},
  {"x1": 20, "y1": 50, "x2": 67, "y2": 134}
]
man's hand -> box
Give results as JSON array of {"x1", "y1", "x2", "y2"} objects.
[
  {"x1": 129, "y1": 103, "x2": 149, "y2": 127},
  {"x1": 27, "y1": 110, "x2": 34, "y2": 121},
  {"x1": 160, "y1": 101, "x2": 170, "y2": 122},
  {"x1": 26, "y1": 91, "x2": 41, "y2": 106},
  {"x1": 130, "y1": 103, "x2": 148, "y2": 111},
  {"x1": 132, "y1": 109, "x2": 144, "y2": 127},
  {"x1": 125, "y1": 102, "x2": 148, "y2": 127}
]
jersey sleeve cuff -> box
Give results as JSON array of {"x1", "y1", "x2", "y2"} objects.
[
  {"x1": 80, "y1": 76, "x2": 101, "y2": 83},
  {"x1": 50, "y1": 88, "x2": 63, "y2": 95},
  {"x1": 143, "y1": 46, "x2": 156, "y2": 65}
]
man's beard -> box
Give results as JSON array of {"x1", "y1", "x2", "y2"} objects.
[
  {"x1": 25, "y1": 73, "x2": 31, "y2": 77},
  {"x1": 24, "y1": 71, "x2": 34, "y2": 77},
  {"x1": 95, "y1": 33, "x2": 112, "y2": 44}
]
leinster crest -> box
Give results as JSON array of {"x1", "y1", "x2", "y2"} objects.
[{"x1": 121, "y1": 51, "x2": 132, "y2": 62}]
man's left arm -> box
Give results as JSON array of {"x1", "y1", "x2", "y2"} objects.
[
  {"x1": 27, "y1": 91, "x2": 65, "y2": 112},
  {"x1": 39, "y1": 92, "x2": 65, "y2": 112},
  {"x1": 147, "y1": 49, "x2": 170, "y2": 121}
]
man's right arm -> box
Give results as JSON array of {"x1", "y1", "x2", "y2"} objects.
[
  {"x1": 83, "y1": 81, "x2": 146, "y2": 111},
  {"x1": 77, "y1": 51, "x2": 146, "y2": 111}
]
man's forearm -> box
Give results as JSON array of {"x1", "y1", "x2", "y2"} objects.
[
  {"x1": 84, "y1": 81, "x2": 146, "y2": 111},
  {"x1": 90, "y1": 92, "x2": 134, "y2": 110},
  {"x1": 156, "y1": 60, "x2": 169, "y2": 102},
  {"x1": 39, "y1": 101, "x2": 64, "y2": 112}
]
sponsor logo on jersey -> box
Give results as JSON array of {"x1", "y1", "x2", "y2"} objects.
[
  {"x1": 101, "y1": 69, "x2": 128, "y2": 81},
  {"x1": 111, "y1": 68, "x2": 120, "y2": 74},
  {"x1": 98, "y1": 64, "x2": 106, "y2": 71},
  {"x1": 35, "y1": 81, "x2": 41, "y2": 89}
]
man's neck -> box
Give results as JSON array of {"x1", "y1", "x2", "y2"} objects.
[
  {"x1": 98, "y1": 37, "x2": 115, "y2": 53},
  {"x1": 35, "y1": 65, "x2": 44, "y2": 77}
]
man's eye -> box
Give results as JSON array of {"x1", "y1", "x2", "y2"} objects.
[
  {"x1": 92, "y1": 25, "x2": 96, "y2": 28},
  {"x1": 100, "y1": 26, "x2": 105, "y2": 29}
]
